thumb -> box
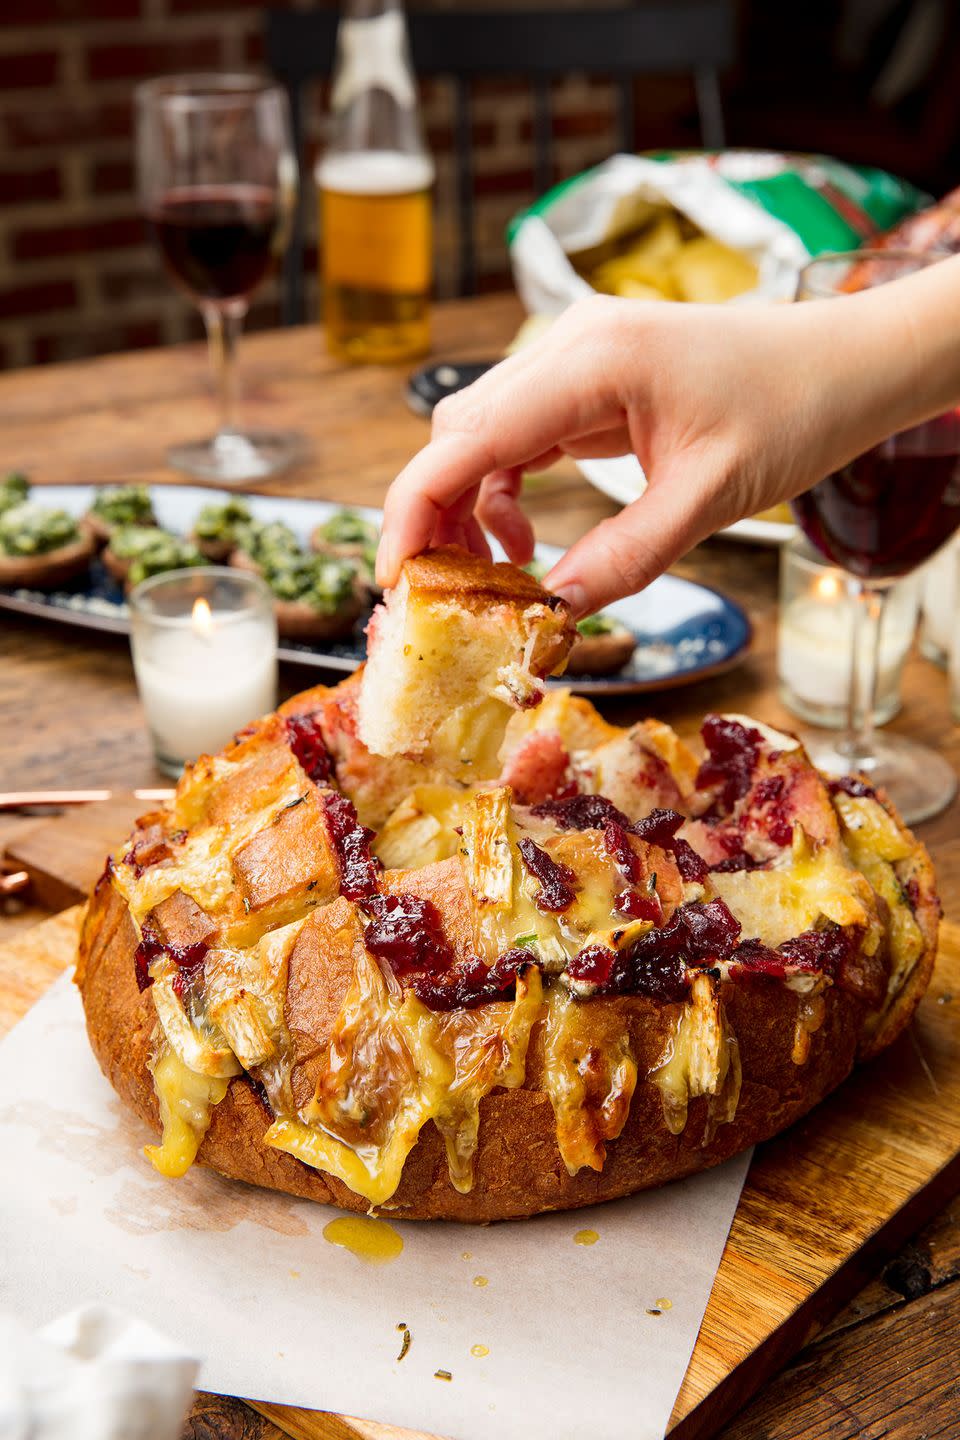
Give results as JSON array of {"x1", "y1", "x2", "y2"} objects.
[{"x1": 543, "y1": 468, "x2": 728, "y2": 616}]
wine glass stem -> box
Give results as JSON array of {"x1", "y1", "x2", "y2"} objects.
[
  {"x1": 844, "y1": 577, "x2": 887, "y2": 767},
  {"x1": 203, "y1": 304, "x2": 245, "y2": 439}
]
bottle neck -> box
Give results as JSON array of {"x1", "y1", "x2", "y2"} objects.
[
  {"x1": 328, "y1": 0, "x2": 429, "y2": 161},
  {"x1": 342, "y1": 0, "x2": 404, "y2": 16}
]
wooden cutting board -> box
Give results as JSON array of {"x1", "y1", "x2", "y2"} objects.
[
  {"x1": 3, "y1": 798, "x2": 147, "y2": 912},
  {"x1": 4, "y1": 902, "x2": 960, "y2": 1440}
]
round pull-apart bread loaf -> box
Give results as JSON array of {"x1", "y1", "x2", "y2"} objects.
[{"x1": 77, "y1": 677, "x2": 939, "y2": 1222}]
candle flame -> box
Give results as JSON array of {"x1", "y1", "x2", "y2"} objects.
[
  {"x1": 192, "y1": 596, "x2": 214, "y2": 636},
  {"x1": 815, "y1": 573, "x2": 841, "y2": 601}
]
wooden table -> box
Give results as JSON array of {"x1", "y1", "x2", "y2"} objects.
[{"x1": 1, "y1": 295, "x2": 958, "y2": 1440}]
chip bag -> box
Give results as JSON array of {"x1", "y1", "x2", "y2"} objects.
[{"x1": 508, "y1": 151, "x2": 928, "y2": 314}]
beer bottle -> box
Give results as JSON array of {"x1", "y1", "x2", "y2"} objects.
[{"x1": 317, "y1": 0, "x2": 434, "y2": 363}]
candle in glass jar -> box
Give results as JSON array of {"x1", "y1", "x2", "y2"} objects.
[
  {"x1": 778, "y1": 540, "x2": 919, "y2": 729},
  {"x1": 920, "y1": 534, "x2": 959, "y2": 666},
  {"x1": 130, "y1": 569, "x2": 277, "y2": 776}
]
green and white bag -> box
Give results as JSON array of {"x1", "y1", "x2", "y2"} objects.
[{"x1": 508, "y1": 151, "x2": 928, "y2": 313}]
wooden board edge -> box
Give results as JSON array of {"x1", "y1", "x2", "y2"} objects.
[
  {"x1": 249, "y1": 1402, "x2": 441, "y2": 1440},
  {"x1": 666, "y1": 1145, "x2": 960, "y2": 1439}
]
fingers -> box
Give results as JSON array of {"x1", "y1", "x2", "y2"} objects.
[
  {"x1": 544, "y1": 464, "x2": 725, "y2": 616},
  {"x1": 378, "y1": 301, "x2": 630, "y2": 584},
  {"x1": 475, "y1": 468, "x2": 535, "y2": 564}
]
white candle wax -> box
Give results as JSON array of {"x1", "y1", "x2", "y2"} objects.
[
  {"x1": 778, "y1": 598, "x2": 912, "y2": 710},
  {"x1": 134, "y1": 614, "x2": 276, "y2": 765},
  {"x1": 921, "y1": 535, "x2": 959, "y2": 660}
]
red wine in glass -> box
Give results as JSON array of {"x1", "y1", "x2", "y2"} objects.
[
  {"x1": 147, "y1": 184, "x2": 281, "y2": 304},
  {"x1": 791, "y1": 410, "x2": 960, "y2": 579}
]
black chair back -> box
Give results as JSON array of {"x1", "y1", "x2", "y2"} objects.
[{"x1": 265, "y1": 3, "x2": 735, "y2": 320}]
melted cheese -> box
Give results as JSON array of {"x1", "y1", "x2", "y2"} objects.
[
  {"x1": 711, "y1": 830, "x2": 878, "y2": 950},
  {"x1": 833, "y1": 792, "x2": 913, "y2": 864},
  {"x1": 264, "y1": 952, "x2": 544, "y2": 1206},
  {"x1": 540, "y1": 986, "x2": 638, "y2": 1174},
  {"x1": 113, "y1": 750, "x2": 306, "y2": 934},
  {"x1": 204, "y1": 919, "x2": 303, "y2": 1078},
  {"x1": 831, "y1": 789, "x2": 924, "y2": 1007},
  {"x1": 150, "y1": 968, "x2": 242, "y2": 1079},
  {"x1": 374, "y1": 784, "x2": 471, "y2": 870},
  {"x1": 649, "y1": 974, "x2": 741, "y2": 1138},
  {"x1": 144, "y1": 1042, "x2": 230, "y2": 1178},
  {"x1": 459, "y1": 788, "x2": 661, "y2": 975}
]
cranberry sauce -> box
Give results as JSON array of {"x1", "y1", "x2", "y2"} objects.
[
  {"x1": 408, "y1": 949, "x2": 534, "y2": 1011},
  {"x1": 634, "y1": 808, "x2": 707, "y2": 883},
  {"x1": 729, "y1": 924, "x2": 861, "y2": 984},
  {"x1": 286, "y1": 711, "x2": 334, "y2": 785},
  {"x1": 565, "y1": 897, "x2": 742, "y2": 1001},
  {"x1": 517, "y1": 837, "x2": 577, "y2": 912},
  {"x1": 321, "y1": 791, "x2": 381, "y2": 902},
  {"x1": 363, "y1": 894, "x2": 454, "y2": 977},
  {"x1": 603, "y1": 821, "x2": 662, "y2": 921},
  {"x1": 134, "y1": 925, "x2": 209, "y2": 994},
  {"x1": 532, "y1": 794, "x2": 633, "y2": 831},
  {"x1": 535, "y1": 796, "x2": 708, "y2": 884},
  {"x1": 696, "y1": 716, "x2": 762, "y2": 812},
  {"x1": 829, "y1": 775, "x2": 877, "y2": 800}
]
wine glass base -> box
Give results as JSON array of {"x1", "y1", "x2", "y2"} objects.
[
  {"x1": 799, "y1": 730, "x2": 958, "y2": 826},
  {"x1": 167, "y1": 429, "x2": 305, "y2": 485}
]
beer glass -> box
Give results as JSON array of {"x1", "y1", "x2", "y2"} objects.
[{"x1": 319, "y1": 0, "x2": 434, "y2": 363}]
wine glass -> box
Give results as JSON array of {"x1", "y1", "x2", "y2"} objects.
[
  {"x1": 136, "y1": 74, "x2": 302, "y2": 483},
  {"x1": 793, "y1": 250, "x2": 960, "y2": 823}
]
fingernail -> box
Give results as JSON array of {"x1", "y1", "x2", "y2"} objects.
[
  {"x1": 375, "y1": 536, "x2": 396, "y2": 589},
  {"x1": 551, "y1": 581, "x2": 588, "y2": 620}
]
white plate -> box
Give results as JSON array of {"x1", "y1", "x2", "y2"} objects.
[{"x1": 0, "y1": 483, "x2": 752, "y2": 696}]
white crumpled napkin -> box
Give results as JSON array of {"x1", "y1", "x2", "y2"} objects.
[{"x1": 0, "y1": 1304, "x2": 198, "y2": 1440}]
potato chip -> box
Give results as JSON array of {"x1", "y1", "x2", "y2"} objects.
[{"x1": 667, "y1": 237, "x2": 758, "y2": 304}]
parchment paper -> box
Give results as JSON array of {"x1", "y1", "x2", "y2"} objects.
[{"x1": 0, "y1": 977, "x2": 750, "y2": 1440}]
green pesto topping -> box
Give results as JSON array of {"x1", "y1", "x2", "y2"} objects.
[
  {"x1": 234, "y1": 518, "x2": 301, "y2": 570},
  {"x1": 0, "y1": 501, "x2": 80, "y2": 557},
  {"x1": 126, "y1": 533, "x2": 203, "y2": 588},
  {"x1": 90, "y1": 484, "x2": 154, "y2": 525},
  {"x1": 193, "y1": 497, "x2": 253, "y2": 543},
  {"x1": 317, "y1": 509, "x2": 379, "y2": 547},
  {"x1": 266, "y1": 552, "x2": 357, "y2": 614},
  {"x1": 577, "y1": 613, "x2": 619, "y2": 637},
  {"x1": 109, "y1": 525, "x2": 173, "y2": 560},
  {"x1": 0, "y1": 473, "x2": 30, "y2": 516}
]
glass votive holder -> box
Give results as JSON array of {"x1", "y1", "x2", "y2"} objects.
[
  {"x1": 778, "y1": 538, "x2": 919, "y2": 730},
  {"x1": 920, "y1": 533, "x2": 960, "y2": 667},
  {"x1": 129, "y1": 567, "x2": 278, "y2": 777}
]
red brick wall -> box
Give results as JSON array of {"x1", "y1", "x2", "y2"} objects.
[{"x1": 0, "y1": 1, "x2": 704, "y2": 369}]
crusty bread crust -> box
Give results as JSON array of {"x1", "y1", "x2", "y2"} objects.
[
  {"x1": 0, "y1": 533, "x2": 96, "y2": 589},
  {"x1": 78, "y1": 873, "x2": 874, "y2": 1221},
  {"x1": 401, "y1": 545, "x2": 561, "y2": 608},
  {"x1": 856, "y1": 783, "x2": 940, "y2": 1060}
]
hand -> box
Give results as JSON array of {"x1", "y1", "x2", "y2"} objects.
[{"x1": 378, "y1": 262, "x2": 960, "y2": 615}]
